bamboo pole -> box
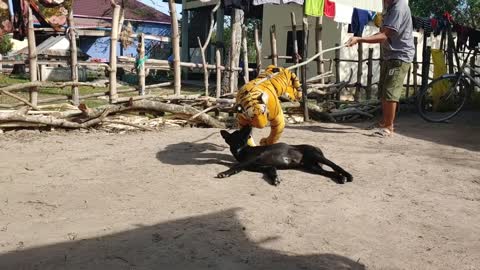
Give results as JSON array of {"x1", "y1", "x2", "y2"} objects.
[
  {"x1": 67, "y1": 11, "x2": 79, "y2": 106},
  {"x1": 291, "y1": 12, "x2": 299, "y2": 75},
  {"x1": 229, "y1": 8, "x2": 244, "y2": 93},
  {"x1": 301, "y1": 18, "x2": 309, "y2": 122},
  {"x1": 355, "y1": 43, "x2": 363, "y2": 101},
  {"x1": 254, "y1": 24, "x2": 262, "y2": 75},
  {"x1": 270, "y1": 25, "x2": 278, "y2": 66},
  {"x1": 108, "y1": 3, "x2": 121, "y2": 103},
  {"x1": 27, "y1": 6, "x2": 38, "y2": 106},
  {"x1": 315, "y1": 17, "x2": 325, "y2": 82},
  {"x1": 241, "y1": 25, "x2": 249, "y2": 83},
  {"x1": 138, "y1": 33, "x2": 146, "y2": 95},
  {"x1": 366, "y1": 48, "x2": 373, "y2": 100},
  {"x1": 216, "y1": 49, "x2": 222, "y2": 98},
  {"x1": 168, "y1": 0, "x2": 181, "y2": 95}
]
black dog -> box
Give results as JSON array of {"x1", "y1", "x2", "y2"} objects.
[{"x1": 217, "y1": 126, "x2": 353, "y2": 185}]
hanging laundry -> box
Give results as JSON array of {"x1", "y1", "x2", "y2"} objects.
[
  {"x1": 253, "y1": 0, "x2": 280, "y2": 5},
  {"x1": 411, "y1": 16, "x2": 432, "y2": 35},
  {"x1": 0, "y1": 0, "x2": 12, "y2": 37},
  {"x1": 324, "y1": 0, "x2": 335, "y2": 18},
  {"x1": 12, "y1": 0, "x2": 28, "y2": 40},
  {"x1": 468, "y1": 29, "x2": 480, "y2": 49},
  {"x1": 305, "y1": 0, "x2": 324, "y2": 17},
  {"x1": 348, "y1": 8, "x2": 375, "y2": 37},
  {"x1": 331, "y1": 0, "x2": 382, "y2": 12},
  {"x1": 30, "y1": 0, "x2": 72, "y2": 32},
  {"x1": 453, "y1": 23, "x2": 471, "y2": 51},
  {"x1": 283, "y1": 0, "x2": 304, "y2": 4},
  {"x1": 333, "y1": 2, "x2": 353, "y2": 24},
  {"x1": 224, "y1": 0, "x2": 251, "y2": 11},
  {"x1": 431, "y1": 49, "x2": 452, "y2": 112},
  {"x1": 373, "y1": 13, "x2": 382, "y2": 27}
]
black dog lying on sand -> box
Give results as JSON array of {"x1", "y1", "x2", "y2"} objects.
[{"x1": 217, "y1": 126, "x2": 353, "y2": 186}]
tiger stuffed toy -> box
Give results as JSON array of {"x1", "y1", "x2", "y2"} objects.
[{"x1": 236, "y1": 65, "x2": 302, "y2": 146}]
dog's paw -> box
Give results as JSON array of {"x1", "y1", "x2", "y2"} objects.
[
  {"x1": 259, "y1": 138, "x2": 269, "y2": 146},
  {"x1": 336, "y1": 175, "x2": 346, "y2": 184},
  {"x1": 216, "y1": 172, "x2": 229, "y2": 178},
  {"x1": 271, "y1": 177, "x2": 282, "y2": 186},
  {"x1": 346, "y1": 175, "x2": 353, "y2": 182}
]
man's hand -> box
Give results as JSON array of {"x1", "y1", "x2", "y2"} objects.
[{"x1": 346, "y1": 37, "x2": 361, "y2": 47}]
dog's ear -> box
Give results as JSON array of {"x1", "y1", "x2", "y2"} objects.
[{"x1": 220, "y1": 130, "x2": 230, "y2": 140}]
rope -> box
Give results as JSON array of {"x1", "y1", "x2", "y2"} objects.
[{"x1": 254, "y1": 44, "x2": 347, "y2": 86}]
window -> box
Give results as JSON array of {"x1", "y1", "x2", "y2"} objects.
[{"x1": 286, "y1": 30, "x2": 304, "y2": 63}]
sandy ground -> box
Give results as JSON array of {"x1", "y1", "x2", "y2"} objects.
[{"x1": 0, "y1": 112, "x2": 479, "y2": 270}]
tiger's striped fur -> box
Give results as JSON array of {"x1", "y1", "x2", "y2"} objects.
[{"x1": 236, "y1": 65, "x2": 302, "y2": 146}]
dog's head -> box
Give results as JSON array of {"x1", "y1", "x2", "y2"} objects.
[{"x1": 220, "y1": 126, "x2": 252, "y2": 152}]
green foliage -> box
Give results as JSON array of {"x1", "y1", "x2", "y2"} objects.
[
  {"x1": 0, "y1": 35, "x2": 13, "y2": 56},
  {"x1": 409, "y1": 0, "x2": 480, "y2": 28}
]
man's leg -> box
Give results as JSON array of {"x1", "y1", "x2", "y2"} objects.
[{"x1": 382, "y1": 99, "x2": 397, "y2": 132}]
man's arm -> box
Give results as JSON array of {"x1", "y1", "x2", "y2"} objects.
[{"x1": 346, "y1": 27, "x2": 395, "y2": 47}]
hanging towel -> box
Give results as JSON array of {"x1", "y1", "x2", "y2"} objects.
[
  {"x1": 412, "y1": 16, "x2": 432, "y2": 35},
  {"x1": 348, "y1": 8, "x2": 374, "y2": 37},
  {"x1": 305, "y1": 0, "x2": 325, "y2": 17},
  {"x1": 253, "y1": 0, "x2": 280, "y2": 5},
  {"x1": 331, "y1": 0, "x2": 382, "y2": 12},
  {"x1": 283, "y1": 0, "x2": 304, "y2": 4},
  {"x1": 324, "y1": 0, "x2": 335, "y2": 18},
  {"x1": 333, "y1": 3, "x2": 353, "y2": 24},
  {"x1": 431, "y1": 49, "x2": 454, "y2": 112}
]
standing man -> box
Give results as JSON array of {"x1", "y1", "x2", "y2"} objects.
[{"x1": 346, "y1": 0, "x2": 414, "y2": 137}]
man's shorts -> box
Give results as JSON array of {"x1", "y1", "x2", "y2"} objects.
[{"x1": 378, "y1": 59, "x2": 411, "y2": 102}]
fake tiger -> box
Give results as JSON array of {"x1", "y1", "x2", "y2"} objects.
[{"x1": 236, "y1": 65, "x2": 302, "y2": 146}]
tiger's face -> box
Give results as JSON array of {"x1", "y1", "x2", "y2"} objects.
[{"x1": 236, "y1": 91, "x2": 269, "y2": 129}]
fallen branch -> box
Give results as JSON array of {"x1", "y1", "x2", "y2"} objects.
[
  {"x1": 0, "y1": 81, "x2": 107, "y2": 93},
  {"x1": 103, "y1": 119, "x2": 155, "y2": 131},
  {"x1": 0, "y1": 89, "x2": 39, "y2": 110}
]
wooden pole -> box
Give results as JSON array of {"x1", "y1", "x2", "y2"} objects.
[
  {"x1": 334, "y1": 43, "x2": 341, "y2": 100},
  {"x1": 138, "y1": 33, "x2": 146, "y2": 96},
  {"x1": 355, "y1": 43, "x2": 363, "y2": 101},
  {"x1": 67, "y1": 11, "x2": 79, "y2": 105},
  {"x1": 229, "y1": 8, "x2": 244, "y2": 93},
  {"x1": 108, "y1": 3, "x2": 121, "y2": 103},
  {"x1": 301, "y1": 18, "x2": 309, "y2": 121},
  {"x1": 421, "y1": 46, "x2": 431, "y2": 89},
  {"x1": 270, "y1": 25, "x2": 278, "y2": 66},
  {"x1": 413, "y1": 37, "x2": 418, "y2": 95},
  {"x1": 254, "y1": 24, "x2": 262, "y2": 76},
  {"x1": 27, "y1": 7, "x2": 38, "y2": 106},
  {"x1": 241, "y1": 25, "x2": 249, "y2": 83},
  {"x1": 216, "y1": 49, "x2": 221, "y2": 98},
  {"x1": 315, "y1": 17, "x2": 325, "y2": 82},
  {"x1": 291, "y1": 12, "x2": 299, "y2": 75},
  {"x1": 366, "y1": 48, "x2": 373, "y2": 100},
  {"x1": 168, "y1": 0, "x2": 181, "y2": 95}
]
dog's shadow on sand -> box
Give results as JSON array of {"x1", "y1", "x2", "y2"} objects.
[{"x1": 156, "y1": 133, "x2": 236, "y2": 167}]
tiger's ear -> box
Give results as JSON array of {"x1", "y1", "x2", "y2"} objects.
[
  {"x1": 272, "y1": 67, "x2": 280, "y2": 73},
  {"x1": 258, "y1": 92, "x2": 269, "y2": 104}
]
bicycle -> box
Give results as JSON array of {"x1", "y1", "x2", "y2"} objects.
[{"x1": 416, "y1": 47, "x2": 479, "y2": 123}]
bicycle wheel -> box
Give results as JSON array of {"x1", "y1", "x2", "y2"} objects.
[{"x1": 416, "y1": 74, "x2": 469, "y2": 123}]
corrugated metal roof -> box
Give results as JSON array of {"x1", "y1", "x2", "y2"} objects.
[{"x1": 73, "y1": 0, "x2": 171, "y2": 25}]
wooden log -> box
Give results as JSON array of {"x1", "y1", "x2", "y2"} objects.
[
  {"x1": 109, "y1": 3, "x2": 121, "y2": 103},
  {"x1": 216, "y1": 49, "x2": 222, "y2": 98},
  {"x1": 315, "y1": 17, "x2": 325, "y2": 83},
  {"x1": 27, "y1": 7, "x2": 38, "y2": 106},
  {"x1": 1, "y1": 81, "x2": 107, "y2": 93},
  {"x1": 366, "y1": 48, "x2": 373, "y2": 100},
  {"x1": 68, "y1": 11, "x2": 80, "y2": 106},
  {"x1": 168, "y1": 0, "x2": 181, "y2": 95},
  {"x1": 291, "y1": 12, "x2": 299, "y2": 75},
  {"x1": 254, "y1": 24, "x2": 262, "y2": 75},
  {"x1": 270, "y1": 25, "x2": 278, "y2": 66},
  {"x1": 138, "y1": 33, "x2": 146, "y2": 96},
  {"x1": 301, "y1": 18, "x2": 309, "y2": 122},
  {"x1": 241, "y1": 25, "x2": 249, "y2": 83}
]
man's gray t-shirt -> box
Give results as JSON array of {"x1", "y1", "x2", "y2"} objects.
[{"x1": 381, "y1": 0, "x2": 415, "y2": 62}]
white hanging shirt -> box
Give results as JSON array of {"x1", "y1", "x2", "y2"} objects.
[
  {"x1": 331, "y1": 0, "x2": 383, "y2": 12},
  {"x1": 334, "y1": 3, "x2": 354, "y2": 24}
]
